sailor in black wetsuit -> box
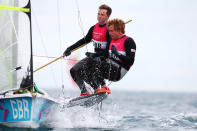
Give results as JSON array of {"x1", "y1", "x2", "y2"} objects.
[
  {"x1": 92, "y1": 18, "x2": 136, "y2": 94},
  {"x1": 63, "y1": 4, "x2": 112, "y2": 96}
]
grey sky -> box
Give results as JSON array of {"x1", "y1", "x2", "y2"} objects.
[{"x1": 31, "y1": 0, "x2": 197, "y2": 92}]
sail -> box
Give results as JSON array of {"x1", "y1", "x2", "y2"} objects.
[{"x1": 0, "y1": 0, "x2": 32, "y2": 92}]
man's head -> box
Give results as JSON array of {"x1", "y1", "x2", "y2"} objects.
[
  {"x1": 97, "y1": 4, "x2": 112, "y2": 25},
  {"x1": 107, "y1": 18, "x2": 125, "y2": 40}
]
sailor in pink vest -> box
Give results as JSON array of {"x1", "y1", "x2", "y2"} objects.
[
  {"x1": 93, "y1": 18, "x2": 136, "y2": 93},
  {"x1": 63, "y1": 5, "x2": 112, "y2": 96}
]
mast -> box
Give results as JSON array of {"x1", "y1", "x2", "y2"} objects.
[{"x1": 24, "y1": 0, "x2": 34, "y2": 91}]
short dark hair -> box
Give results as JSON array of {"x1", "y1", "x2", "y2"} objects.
[
  {"x1": 107, "y1": 18, "x2": 125, "y2": 34},
  {"x1": 99, "y1": 4, "x2": 112, "y2": 16}
]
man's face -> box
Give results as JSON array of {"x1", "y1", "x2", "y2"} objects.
[
  {"x1": 108, "y1": 25, "x2": 121, "y2": 40},
  {"x1": 97, "y1": 9, "x2": 109, "y2": 25}
]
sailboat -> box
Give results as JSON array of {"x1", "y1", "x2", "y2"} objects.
[
  {"x1": 0, "y1": 0, "x2": 110, "y2": 127},
  {"x1": 0, "y1": 0, "x2": 58, "y2": 128}
]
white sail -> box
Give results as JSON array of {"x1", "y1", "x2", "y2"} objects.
[{"x1": 0, "y1": 0, "x2": 31, "y2": 92}]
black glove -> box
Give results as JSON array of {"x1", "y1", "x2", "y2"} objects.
[
  {"x1": 85, "y1": 52, "x2": 96, "y2": 58},
  {"x1": 63, "y1": 48, "x2": 71, "y2": 57},
  {"x1": 111, "y1": 45, "x2": 119, "y2": 56}
]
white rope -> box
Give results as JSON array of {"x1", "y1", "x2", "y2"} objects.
[
  {"x1": 9, "y1": 12, "x2": 19, "y2": 45},
  {"x1": 75, "y1": 0, "x2": 85, "y2": 37},
  {"x1": 1, "y1": 14, "x2": 16, "y2": 51},
  {"x1": 2, "y1": 42, "x2": 17, "y2": 54},
  {"x1": 56, "y1": 0, "x2": 66, "y2": 97},
  {"x1": 74, "y1": 0, "x2": 88, "y2": 52}
]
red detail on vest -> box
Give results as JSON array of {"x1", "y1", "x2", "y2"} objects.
[
  {"x1": 109, "y1": 36, "x2": 129, "y2": 52},
  {"x1": 92, "y1": 23, "x2": 107, "y2": 42}
]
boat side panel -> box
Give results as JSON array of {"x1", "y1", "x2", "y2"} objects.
[
  {"x1": 0, "y1": 97, "x2": 32, "y2": 122},
  {"x1": 32, "y1": 97, "x2": 56, "y2": 123}
]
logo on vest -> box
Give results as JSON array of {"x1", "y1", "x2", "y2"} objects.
[
  {"x1": 93, "y1": 32, "x2": 103, "y2": 35},
  {"x1": 93, "y1": 32, "x2": 103, "y2": 39},
  {"x1": 94, "y1": 35, "x2": 100, "y2": 39},
  {"x1": 111, "y1": 42, "x2": 120, "y2": 45}
]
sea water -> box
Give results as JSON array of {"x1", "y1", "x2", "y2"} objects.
[{"x1": 1, "y1": 89, "x2": 197, "y2": 131}]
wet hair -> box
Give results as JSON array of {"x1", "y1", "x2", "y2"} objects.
[
  {"x1": 99, "y1": 4, "x2": 112, "y2": 16},
  {"x1": 107, "y1": 18, "x2": 125, "y2": 34}
]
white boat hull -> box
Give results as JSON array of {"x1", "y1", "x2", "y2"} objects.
[{"x1": 0, "y1": 91, "x2": 58, "y2": 128}]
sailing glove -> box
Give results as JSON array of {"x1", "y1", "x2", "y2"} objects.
[
  {"x1": 111, "y1": 45, "x2": 119, "y2": 56},
  {"x1": 63, "y1": 48, "x2": 71, "y2": 56}
]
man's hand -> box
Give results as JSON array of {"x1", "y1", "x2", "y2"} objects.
[
  {"x1": 63, "y1": 48, "x2": 71, "y2": 57},
  {"x1": 111, "y1": 45, "x2": 119, "y2": 56},
  {"x1": 85, "y1": 52, "x2": 96, "y2": 58}
]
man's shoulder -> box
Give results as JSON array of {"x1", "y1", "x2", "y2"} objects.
[
  {"x1": 89, "y1": 24, "x2": 97, "y2": 30},
  {"x1": 91, "y1": 23, "x2": 98, "y2": 28},
  {"x1": 86, "y1": 24, "x2": 96, "y2": 34},
  {"x1": 125, "y1": 36, "x2": 134, "y2": 42},
  {"x1": 124, "y1": 36, "x2": 136, "y2": 48}
]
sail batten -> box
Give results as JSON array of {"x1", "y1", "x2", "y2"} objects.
[{"x1": 0, "y1": 5, "x2": 30, "y2": 12}]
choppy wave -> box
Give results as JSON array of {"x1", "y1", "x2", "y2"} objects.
[{"x1": 1, "y1": 91, "x2": 197, "y2": 131}]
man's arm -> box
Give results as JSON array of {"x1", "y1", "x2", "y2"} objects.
[
  {"x1": 65, "y1": 25, "x2": 95, "y2": 53},
  {"x1": 104, "y1": 30, "x2": 111, "y2": 57},
  {"x1": 117, "y1": 38, "x2": 136, "y2": 65}
]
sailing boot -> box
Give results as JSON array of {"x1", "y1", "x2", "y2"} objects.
[
  {"x1": 80, "y1": 91, "x2": 90, "y2": 96},
  {"x1": 94, "y1": 84, "x2": 111, "y2": 94},
  {"x1": 80, "y1": 85, "x2": 90, "y2": 96}
]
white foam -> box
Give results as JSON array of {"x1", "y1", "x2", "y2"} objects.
[{"x1": 44, "y1": 102, "x2": 119, "y2": 129}]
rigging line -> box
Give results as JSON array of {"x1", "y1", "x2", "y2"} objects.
[
  {"x1": 2, "y1": 42, "x2": 17, "y2": 54},
  {"x1": 33, "y1": 55, "x2": 57, "y2": 59},
  {"x1": 33, "y1": 55, "x2": 81, "y2": 62},
  {"x1": 9, "y1": 12, "x2": 19, "y2": 44},
  {"x1": 63, "y1": 58, "x2": 80, "y2": 61},
  {"x1": 33, "y1": 56, "x2": 63, "y2": 73},
  {"x1": 33, "y1": 55, "x2": 83, "y2": 73},
  {"x1": 75, "y1": 0, "x2": 94, "y2": 90},
  {"x1": 56, "y1": 0, "x2": 64, "y2": 93},
  {"x1": 75, "y1": 0, "x2": 85, "y2": 36},
  {"x1": 31, "y1": 8, "x2": 58, "y2": 87},
  {"x1": 6, "y1": 12, "x2": 20, "y2": 88},
  {"x1": 124, "y1": 19, "x2": 132, "y2": 24},
  {"x1": 74, "y1": 0, "x2": 88, "y2": 52}
]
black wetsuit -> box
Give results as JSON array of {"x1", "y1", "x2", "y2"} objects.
[
  {"x1": 92, "y1": 36, "x2": 136, "y2": 84},
  {"x1": 67, "y1": 24, "x2": 110, "y2": 93}
]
